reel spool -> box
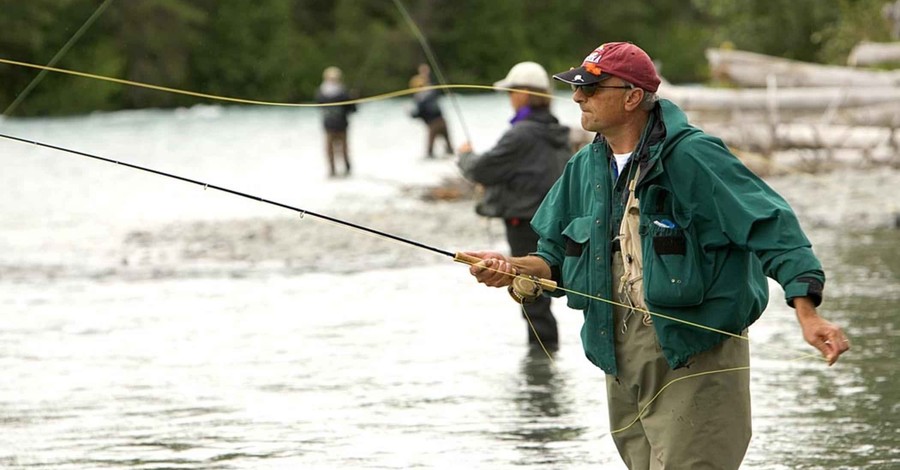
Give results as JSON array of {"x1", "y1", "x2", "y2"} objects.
[{"x1": 508, "y1": 274, "x2": 544, "y2": 304}]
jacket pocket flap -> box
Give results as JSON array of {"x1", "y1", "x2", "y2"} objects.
[{"x1": 561, "y1": 216, "x2": 594, "y2": 244}]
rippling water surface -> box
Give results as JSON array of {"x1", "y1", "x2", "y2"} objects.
[{"x1": 1, "y1": 97, "x2": 897, "y2": 469}]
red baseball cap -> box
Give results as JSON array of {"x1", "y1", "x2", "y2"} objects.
[{"x1": 553, "y1": 42, "x2": 660, "y2": 92}]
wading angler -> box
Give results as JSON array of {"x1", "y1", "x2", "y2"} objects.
[{"x1": 464, "y1": 41, "x2": 850, "y2": 470}]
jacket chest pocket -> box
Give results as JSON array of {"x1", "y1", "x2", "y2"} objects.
[
  {"x1": 640, "y1": 186, "x2": 705, "y2": 308},
  {"x1": 560, "y1": 216, "x2": 594, "y2": 310}
]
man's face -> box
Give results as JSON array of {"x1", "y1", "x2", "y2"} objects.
[
  {"x1": 572, "y1": 78, "x2": 635, "y2": 133},
  {"x1": 508, "y1": 90, "x2": 529, "y2": 111}
]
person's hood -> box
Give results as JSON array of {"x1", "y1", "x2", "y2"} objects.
[
  {"x1": 633, "y1": 99, "x2": 703, "y2": 186},
  {"x1": 654, "y1": 99, "x2": 698, "y2": 158},
  {"x1": 517, "y1": 107, "x2": 570, "y2": 149}
]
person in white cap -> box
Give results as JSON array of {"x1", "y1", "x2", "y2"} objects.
[
  {"x1": 462, "y1": 42, "x2": 849, "y2": 469},
  {"x1": 456, "y1": 61, "x2": 571, "y2": 349},
  {"x1": 315, "y1": 66, "x2": 356, "y2": 177}
]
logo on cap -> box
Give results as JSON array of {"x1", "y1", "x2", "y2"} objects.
[
  {"x1": 581, "y1": 45, "x2": 606, "y2": 76},
  {"x1": 584, "y1": 63, "x2": 602, "y2": 76},
  {"x1": 574, "y1": 75, "x2": 584, "y2": 82},
  {"x1": 583, "y1": 44, "x2": 606, "y2": 64}
]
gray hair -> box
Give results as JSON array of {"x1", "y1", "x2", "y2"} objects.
[
  {"x1": 623, "y1": 81, "x2": 659, "y2": 111},
  {"x1": 639, "y1": 90, "x2": 660, "y2": 111}
]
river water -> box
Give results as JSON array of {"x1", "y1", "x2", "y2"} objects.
[{"x1": 1, "y1": 95, "x2": 898, "y2": 469}]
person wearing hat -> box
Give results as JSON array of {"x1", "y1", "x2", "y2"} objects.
[
  {"x1": 408, "y1": 66, "x2": 453, "y2": 159},
  {"x1": 456, "y1": 61, "x2": 571, "y2": 350},
  {"x1": 462, "y1": 42, "x2": 850, "y2": 468},
  {"x1": 315, "y1": 66, "x2": 356, "y2": 177}
]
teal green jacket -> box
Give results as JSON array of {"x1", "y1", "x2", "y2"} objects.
[{"x1": 531, "y1": 99, "x2": 824, "y2": 375}]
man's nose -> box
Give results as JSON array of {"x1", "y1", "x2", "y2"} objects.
[{"x1": 572, "y1": 88, "x2": 585, "y2": 103}]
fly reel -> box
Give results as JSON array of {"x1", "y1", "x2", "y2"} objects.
[{"x1": 508, "y1": 274, "x2": 544, "y2": 304}]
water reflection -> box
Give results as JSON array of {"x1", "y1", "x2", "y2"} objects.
[
  {"x1": 757, "y1": 228, "x2": 900, "y2": 469},
  {"x1": 516, "y1": 347, "x2": 564, "y2": 420},
  {"x1": 504, "y1": 348, "x2": 593, "y2": 467},
  {"x1": 816, "y1": 229, "x2": 900, "y2": 469}
]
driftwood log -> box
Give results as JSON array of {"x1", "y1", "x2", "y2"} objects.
[
  {"x1": 661, "y1": 45, "x2": 900, "y2": 172},
  {"x1": 706, "y1": 48, "x2": 900, "y2": 87},
  {"x1": 659, "y1": 81, "x2": 900, "y2": 113},
  {"x1": 703, "y1": 122, "x2": 900, "y2": 152},
  {"x1": 421, "y1": 44, "x2": 900, "y2": 201},
  {"x1": 847, "y1": 41, "x2": 900, "y2": 67}
]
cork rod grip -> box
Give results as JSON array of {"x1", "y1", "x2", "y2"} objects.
[{"x1": 453, "y1": 252, "x2": 557, "y2": 293}]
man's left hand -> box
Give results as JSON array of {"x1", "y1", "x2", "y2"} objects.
[{"x1": 794, "y1": 297, "x2": 850, "y2": 365}]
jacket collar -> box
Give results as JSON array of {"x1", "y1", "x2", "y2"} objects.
[
  {"x1": 590, "y1": 103, "x2": 667, "y2": 187},
  {"x1": 635, "y1": 103, "x2": 666, "y2": 187}
]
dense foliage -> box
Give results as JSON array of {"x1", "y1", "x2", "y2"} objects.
[{"x1": 0, "y1": 0, "x2": 892, "y2": 116}]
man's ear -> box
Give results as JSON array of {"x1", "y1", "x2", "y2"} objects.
[{"x1": 623, "y1": 88, "x2": 644, "y2": 111}]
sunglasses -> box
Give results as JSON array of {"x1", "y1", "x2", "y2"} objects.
[{"x1": 571, "y1": 82, "x2": 633, "y2": 97}]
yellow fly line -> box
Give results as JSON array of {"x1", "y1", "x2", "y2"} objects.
[
  {"x1": 0, "y1": 57, "x2": 843, "y2": 185},
  {"x1": 460, "y1": 260, "x2": 829, "y2": 361},
  {"x1": 3, "y1": 0, "x2": 114, "y2": 117},
  {"x1": 0, "y1": 57, "x2": 558, "y2": 109},
  {"x1": 452, "y1": 259, "x2": 829, "y2": 434},
  {"x1": 0, "y1": 56, "x2": 827, "y2": 180}
]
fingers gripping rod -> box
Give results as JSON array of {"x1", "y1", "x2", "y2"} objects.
[{"x1": 452, "y1": 252, "x2": 558, "y2": 294}]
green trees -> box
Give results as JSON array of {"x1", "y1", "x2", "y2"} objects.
[
  {"x1": 110, "y1": 0, "x2": 206, "y2": 109},
  {"x1": 0, "y1": 0, "x2": 893, "y2": 116}
]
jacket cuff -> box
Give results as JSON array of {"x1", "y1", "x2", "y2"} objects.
[{"x1": 784, "y1": 276, "x2": 824, "y2": 307}]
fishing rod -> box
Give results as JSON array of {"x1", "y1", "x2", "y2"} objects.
[
  {"x1": 0, "y1": 131, "x2": 557, "y2": 292},
  {"x1": 0, "y1": 132, "x2": 816, "y2": 349},
  {"x1": 0, "y1": 135, "x2": 829, "y2": 424},
  {"x1": 0, "y1": 131, "x2": 767, "y2": 344},
  {"x1": 3, "y1": 0, "x2": 114, "y2": 117},
  {"x1": 391, "y1": 0, "x2": 473, "y2": 143}
]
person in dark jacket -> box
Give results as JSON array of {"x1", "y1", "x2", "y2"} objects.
[
  {"x1": 462, "y1": 42, "x2": 850, "y2": 469},
  {"x1": 410, "y1": 74, "x2": 453, "y2": 159},
  {"x1": 457, "y1": 61, "x2": 570, "y2": 349},
  {"x1": 315, "y1": 66, "x2": 356, "y2": 177}
]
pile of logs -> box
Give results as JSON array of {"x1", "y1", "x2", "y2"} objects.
[{"x1": 659, "y1": 47, "x2": 900, "y2": 174}]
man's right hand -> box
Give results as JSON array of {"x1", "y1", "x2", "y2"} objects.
[{"x1": 463, "y1": 251, "x2": 516, "y2": 288}]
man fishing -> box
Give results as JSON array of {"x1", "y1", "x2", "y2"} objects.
[{"x1": 463, "y1": 42, "x2": 850, "y2": 469}]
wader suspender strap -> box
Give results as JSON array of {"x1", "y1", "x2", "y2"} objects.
[{"x1": 617, "y1": 165, "x2": 653, "y2": 331}]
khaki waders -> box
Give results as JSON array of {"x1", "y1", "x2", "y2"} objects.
[{"x1": 605, "y1": 170, "x2": 752, "y2": 469}]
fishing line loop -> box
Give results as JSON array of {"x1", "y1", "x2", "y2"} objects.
[
  {"x1": 0, "y1": 58, "x2": 559, "y2": 109},
  {"x1": 519, "y1": 302, "x2": 556, "y2": 363},
  {"x1": 462, "y1": 258, "x2": 838, "y2": 364}
]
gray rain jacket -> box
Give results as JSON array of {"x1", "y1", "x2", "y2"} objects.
[{"x1": 457, "y1": 108, "x2": 571, "y2": 219}]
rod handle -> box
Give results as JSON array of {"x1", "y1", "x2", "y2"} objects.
[
  {"x1": 452, "y1": 252, "x2": 483, "y2": 266},
  {"x1": 453, "y1": 252, "x2": 557, "y2": 293}
]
